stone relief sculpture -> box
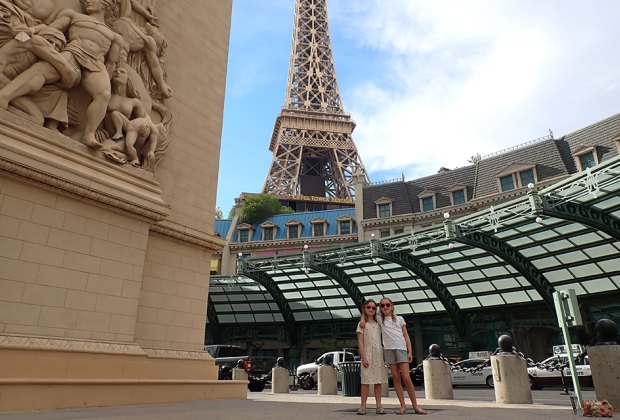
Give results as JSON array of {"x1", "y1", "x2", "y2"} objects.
[{"x1": 0, "y1": 0, "x2": 172, "y2": 172}]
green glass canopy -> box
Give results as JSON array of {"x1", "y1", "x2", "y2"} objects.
[{"x1": 209, "y1": 157, "x2": 620, "y2": 336}]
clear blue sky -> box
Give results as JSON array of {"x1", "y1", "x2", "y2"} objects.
[{"x1": 216, "y1": 0, "x2": 620, "y2": 215}]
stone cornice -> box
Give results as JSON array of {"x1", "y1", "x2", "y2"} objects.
[
  {"x1": 0, "y1": 158, "x2": 169, "y2": 222},
  {"x1": 151, "y1": 220, "x2": 225, "y2": 252},
  {"x1": 0, "y1": 335, "x2": 146, "y2": 356},
  {"x1": 229, "y1": 234, "x2": 358, "y2": 251},
  {"x1": 0, "y1": 112, "x2": 170, "y2": 223},
  {"x1": 142, "y1": 347, "x2": 214, "y2": 361}
]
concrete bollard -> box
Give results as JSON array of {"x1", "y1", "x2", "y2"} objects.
[
  {"x1": 588, "y1": 345, "x2": 620, "y2": 408},
  {"x1": 271, "y1": 367, "x2": 290, "y2": 394},
  {"x1": 369, "y1": 382, "x2": 389, "y2": 397},
  {"x1": 491, "y1": 354, "x2": 532, "y2": 404},
  {"x1": 317, "y1": 365, "x2": 337, "y2": 395},
  {"x1": 232, "y1": 367, "x2": 248, "y2": 381},
  {"x1": 423, "y1": 359, "x2": 453, "y2": 400}
]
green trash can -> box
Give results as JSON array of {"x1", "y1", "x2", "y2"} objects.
[{"x1": 340, "y1": 361, "x2": 361, "y2": 396}]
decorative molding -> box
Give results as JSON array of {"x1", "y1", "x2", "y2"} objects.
[
  {"x1": 0, "y1": 157, "x2": 169, "y2": 223},
  {"x1": 151, "y1": 222, "x2": 225, "y2": 252},
  {"x1": 229, "y1": 234, "x2": 357, "y2": 251},
  {"x1": 142, "y1": 348, "x2": 214, "y2": 361},
  {"x1": 0, "y1": 335, "x2": 146, "y2": 356}
]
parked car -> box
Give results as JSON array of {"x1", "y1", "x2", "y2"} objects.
[
  {"x1": 527, "y1": 355, "x2": 593, "y2": 390},
  {"x1": 296, "y1": 350, "x2": 357, "y2": 390},
  {"x1": 205, "y1": 344, "x2": 277, "y2": 391},
  {"x1": 450, "y1": 358, "x2": 494, "y2": 388}
]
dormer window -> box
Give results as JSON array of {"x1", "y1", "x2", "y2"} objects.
[
  {"x1": 500, "y1": 175, "x2": 515, "y2": 192},
  {"x1": 260, "y1": 221, "x2": 278, "y2": 241},
  {"x1": 519, "y1": 169, "x2": 535, "y2": 186},
  {"x1": 447, "y1": 184, "x2": 467, "y2": 206},
  {"x1": 285, "y1": 220, "x2": 302, "y2": 239},
  {"x1": 237, "y1": 223, "x2": 254, "y2": 243},
  {"x1": 417, "y1": 190, "x2": 436, "y2": 213},
  {"x1": 310, "y1": 218, "x2": 328, "y2": 237},
  {"x1": 452, "y1": 190, "x2": 466, "y2": 205},
  {"x1": 496, "y1": 163, "x2": 538, "y2": 192},
  {"x1": 336, "y1": 216, "x2": 354, "y2": 235},
  {"x1": 374, "y1": 197, "x2": 393, "y2": 218},
  {"x1": 572, "y1": 145, "x2": 599, "y2": 171}
]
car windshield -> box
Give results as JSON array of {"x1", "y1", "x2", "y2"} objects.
[{"x1": 217, "y1": 346, "x2": 245, "y2": 358}]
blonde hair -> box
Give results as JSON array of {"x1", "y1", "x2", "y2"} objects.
[
  {"x1": 361, "y1": 299, "x2": 378, "y2": 322},
  {"x1": 379, "y1": 297, "x2": 396, "y2": 321}
]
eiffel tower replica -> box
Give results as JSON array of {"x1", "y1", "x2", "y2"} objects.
[{"x1": 262, "y1": 0, "x2": 368, "y2": 211}]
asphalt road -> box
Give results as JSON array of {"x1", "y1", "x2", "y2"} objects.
[{"x1": 288, "y1": 385, "x2": 596, "y2": 407}]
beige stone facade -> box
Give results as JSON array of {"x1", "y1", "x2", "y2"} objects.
[{"x1": 0, "y1": 0, "x2": 242, "y2": 411}]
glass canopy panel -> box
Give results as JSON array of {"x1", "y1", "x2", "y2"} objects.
[
  {"x1": 477, "y1": 294, "x2": 505, "y2": 306},
  {"x1": 581, "y1": 278, "x2": 616, "y2": 294}
]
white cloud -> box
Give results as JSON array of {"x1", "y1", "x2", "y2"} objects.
[{"x1": 331, "y1": 0, "x2": 620, "y2": 180}]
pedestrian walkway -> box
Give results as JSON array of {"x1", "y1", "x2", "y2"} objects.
[{"x1": 0, "y1": 390, "x2": 578, "y2": 420}]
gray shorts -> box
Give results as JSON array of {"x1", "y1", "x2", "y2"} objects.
[{"x1": 383, "y1": 349, "x2": 408, "y2": 365}]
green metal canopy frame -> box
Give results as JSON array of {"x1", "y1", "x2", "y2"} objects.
[{"x1": 209, "y1": 157, "x2": 620, "y2": 338}]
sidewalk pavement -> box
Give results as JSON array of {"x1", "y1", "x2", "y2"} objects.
[{"x1": 0, "y1": 392, "x2": 576, "y2": 420}]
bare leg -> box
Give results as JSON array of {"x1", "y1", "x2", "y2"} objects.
[
  {"x1": 358, "y1": 383, "x2": 368, "y2": 415},
  {"x1": 389, "y1": 364, "x2": 407, "y2": 414},
  {"x1": 373, "y1": 383, "x2": 383, "y2": 413},
  {"x1": 124, "y1": 130, "x2": 140, "y2": 165},
  {"x1": 398, "y1": 362, "x2": 425, "y2": 414},
  {"x1": 110, "y1": 111, "x2": 125, "y2": 140},
  {"x1": 0, "y1": 61, "x2": 60, "y2": 109},
  {"x1": 80, "y1": 70, "x2": 111, "y2": 149},
  {"x1": 142, "y1": 36, "x2": 172, "y2": 98},
  {"x1": 144, "y1": 130, "x2": 158, "y2": 160}
]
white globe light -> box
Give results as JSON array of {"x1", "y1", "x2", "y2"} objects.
[
  {"x1": 443, "y1": 212, "x2": 450, "y2": 219},
  {"x1": 527, "y1": 183, "x2": 535, "y2": 190},
  {"x1": 448, "y1": 242, "x2": 454, "y2": 249},
  {"x1": 370, "y1": 233, "x2": 375, "y2": 239},
  {"x1": 535, "y1": 216, "x2": 543, "y2": 224},
  {"x1": 303, "y1": 244, "x2": 309, "y2": 250}
]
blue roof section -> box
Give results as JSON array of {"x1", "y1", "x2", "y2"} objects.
[
  {"x1": 214, "y1": 219, "x2": 233, "y2": 238},
  {"x1": 232, "y1": 208, "x2": 357, "y2": 243}
]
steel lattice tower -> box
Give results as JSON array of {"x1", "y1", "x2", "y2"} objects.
[{"x1": 262, "y1": 0, "x2": 368, "y2": 201}]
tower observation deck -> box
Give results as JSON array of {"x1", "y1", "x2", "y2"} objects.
[{"x1": 262, "y1": 0, "x2": 368, "y2": 207}]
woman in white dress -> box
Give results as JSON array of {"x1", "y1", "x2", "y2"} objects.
[{"x1": 356, "y1": 299, "x2": 387, "y2": 415}]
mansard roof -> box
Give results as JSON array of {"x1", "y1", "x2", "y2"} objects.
[
  {"x1": 228, "y1": 208, "x2": 357, "y2": 243},
  {"x1": 362, "y1": 112, "x2": 620, "y2": 219}
]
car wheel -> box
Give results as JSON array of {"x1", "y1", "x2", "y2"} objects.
[
  {"x1": 486, "y1": 375, "x2": 494, "y2": 388},
  {"x1": 299, "y1": 374, "x2": 315, "y2": 390},
  {"x1": 529, "y1": 376, "x2": 542, "y2": 390},
  {"x1": 248, "y1": 379, "x2": 266, "y2": 392},
  {"x1": 219, "y1": 368, "x2": 232, "y2": 380}
]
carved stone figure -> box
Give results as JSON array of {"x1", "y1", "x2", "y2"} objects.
[
  {"x1": 0, "y1": 0, "x2": 124, "y2": 149},
  {"x1": 0, "y1": 28, "x2": 69, "y2": 128},
  {"x1": 0, "y1": 0, "x2": 172, "y2": 172},
  {"x1": 105, "y1": 0, "x2": 171, "y2": 99}
]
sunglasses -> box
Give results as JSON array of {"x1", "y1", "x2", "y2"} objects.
[
  {"x1": 365, "y1": 305, "x2": 377, "y2": 310},
  {"x1": 380, "y1": 303, "x2": 392, "y2": 308}
]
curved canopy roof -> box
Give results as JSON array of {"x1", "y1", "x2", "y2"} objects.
[{"x1": 209, "y1": 157, "x2": 620, "y2": 338}]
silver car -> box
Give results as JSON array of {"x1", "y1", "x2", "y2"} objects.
[{"x1": 450, "y1": 358, "x2": 494, "y2": 388}]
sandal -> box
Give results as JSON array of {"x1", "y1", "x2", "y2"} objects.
[
  {"x1": 395, "y1": 407, "x2": 407, "y2": 415},
  {"x1": 413, "y1": 406, "x2": 427, "y2": 415},
  {"x1": 356, "y1": 407, "x2": 366, "y2": 415},
  {"x1": 376, "y1": 406, "x2": 386, "y2": 415}
]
